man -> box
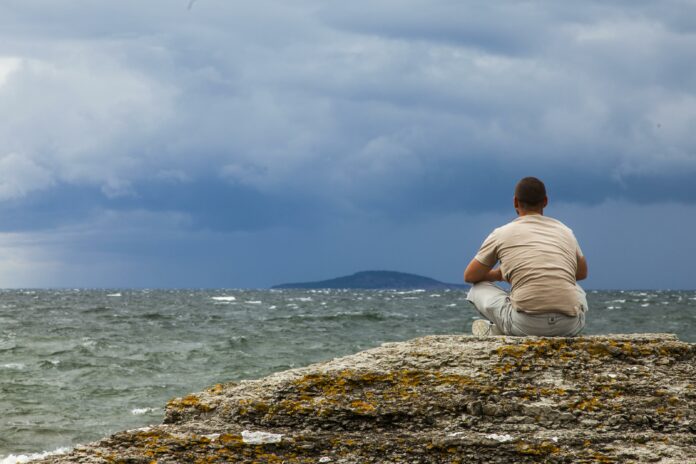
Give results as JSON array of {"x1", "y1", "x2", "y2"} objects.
[{"x1": 464, "y1": 177, "x2": 588, "y2": 336}]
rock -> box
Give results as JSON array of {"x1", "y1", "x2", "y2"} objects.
[{"x1": 37, "y1": 334, "x2": 696, "y2": 463}]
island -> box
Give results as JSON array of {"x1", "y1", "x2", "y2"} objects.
[
  {"x1": 272, "y1": 270, "x2": 468, "y2": 290},
  {"x1": 39, "y1": 333, "x2": 695, "y2": 463}
]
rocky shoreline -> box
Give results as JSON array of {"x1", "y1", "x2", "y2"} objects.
[{"x1": 39, "y1": 334, "x2": 695, "y2": 463}]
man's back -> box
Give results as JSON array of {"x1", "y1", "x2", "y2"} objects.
[
  {"x1": 464, "y1": 176, "x2": 588, "y2": 337},
  {"x1": 475, "y1": 215, "x2": 582, "y2": 316}
]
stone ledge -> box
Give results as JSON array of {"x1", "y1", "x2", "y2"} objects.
[{"x1": 38, "y1": 334, "x2": 696, "y2": 463}]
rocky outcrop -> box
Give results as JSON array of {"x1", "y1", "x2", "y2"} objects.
[{"x1": 39, "y1": 334, "x2": 695, "y2": 463}]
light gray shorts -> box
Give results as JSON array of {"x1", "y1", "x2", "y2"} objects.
[{"x1": 466, "y1": 282, "x2": 588, "y2": 336}]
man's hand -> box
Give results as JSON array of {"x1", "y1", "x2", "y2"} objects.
[{"x1": 464, "y1": 258, "x2": 504, "y2": 284}]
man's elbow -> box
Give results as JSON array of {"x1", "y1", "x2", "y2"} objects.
[
  {"x1": 464, "y1": 258, "x2": 492, "y2": 284},
  {"x1": 463, "y1": 270, "x2": 476, "y2": 284},
  {"x1": 463, "y1": 268, "x2": 483, "y2": 284},
  {"x1": 575, "y1": 256, "x2": 588, "y2": 281}
]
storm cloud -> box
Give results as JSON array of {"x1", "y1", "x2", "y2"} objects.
[{"x1": 0, "y1": 0, "x2": 694, "y2": 288}]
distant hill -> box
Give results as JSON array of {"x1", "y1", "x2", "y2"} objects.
[{"x1": 272, "y1": 270, "x2": 468, "y2": 290}]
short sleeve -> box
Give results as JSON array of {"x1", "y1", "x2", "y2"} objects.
[
  {"x1": 474, "y1": 231, "x2": 498, "y2": 267},
  {"x1": 574, "y1": 234, "x2": 584, "y2": 257}
]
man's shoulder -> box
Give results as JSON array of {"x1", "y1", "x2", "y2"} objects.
[
  {"x1": 488, "y1": 220, "x2": 518, "y2": 237},
  {"x1": 523, "y1": 214, "x2": 573, "y2": 230},
  {"x1": 541, "y1": 215, "x2": 575, "y2": 233},
  {"x1": 496, "y1": 215, "x2": 574, "y2": 235},
  {"x1": 487, "y1": 219, "x2": 524, "y2": 241}
]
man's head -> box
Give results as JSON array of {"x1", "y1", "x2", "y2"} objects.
[{"x1": 514, "y1": 177, "x2": 548, "y2": 214}]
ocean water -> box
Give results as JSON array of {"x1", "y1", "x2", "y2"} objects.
[{"x1": 1, "y1": 288, "x2": 695, "y2": 460}]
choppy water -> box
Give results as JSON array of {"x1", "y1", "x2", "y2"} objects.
[{"x1": 1, "y1": 288, "x2": 695, "y2": 460}]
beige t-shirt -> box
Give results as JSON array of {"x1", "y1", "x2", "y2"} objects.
[{"x1": 474, "y1": 214, "x2": 583, "y2": 316}]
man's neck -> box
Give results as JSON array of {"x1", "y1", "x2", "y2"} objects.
[{"x1": 517, "y1": 209, "x2": 543, "y2": 217}]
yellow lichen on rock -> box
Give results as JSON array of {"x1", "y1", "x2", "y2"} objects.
[{"x1": 34, "y1": 334, "x2": 696, "y2": 463}]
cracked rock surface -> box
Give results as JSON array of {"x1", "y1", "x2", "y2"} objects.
[{"x1": 38, "y1": 334, "x2": 695, "y2": 463}]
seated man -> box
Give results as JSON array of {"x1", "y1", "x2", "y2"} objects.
[{"x1": 464, "y1": 177, "x2": 588, "y2": 336}]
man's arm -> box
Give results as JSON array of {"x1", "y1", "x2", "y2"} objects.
[
  {"x1": 464, "y1": 258, "x2": 503, "y2": 284},
  {"x1": 576, "y1": 255, "x2": 588, "y2": 281}
]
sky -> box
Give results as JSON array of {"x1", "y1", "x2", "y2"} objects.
[{"x1": 0, "y1": 0, "x2": 695, "y2": 289}]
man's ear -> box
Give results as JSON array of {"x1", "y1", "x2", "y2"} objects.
[{"x1": 543, "y1": 196, "x2": 548, "y2": 208}]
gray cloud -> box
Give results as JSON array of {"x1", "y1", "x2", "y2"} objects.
[
  {"x1": 0, "y1": 1, "x2": 694, "y2": 286},
  {"x1": 2, "y1": 0, "x2": 694, "y2": 217}
]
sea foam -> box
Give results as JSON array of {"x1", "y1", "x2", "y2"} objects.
[
  {"x1": 1, "y1": 363, "x2": 25, "y2": 370},
  {"x1": 131, "y1": 407, "x2": 158, "y2": 415},
  {"x1": 0, "y1": 447, "x2": 70, "y2": 464}
]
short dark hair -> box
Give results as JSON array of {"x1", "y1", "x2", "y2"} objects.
[{"x1": 515, "y1": 177, "x2": 546, "y2": 209}]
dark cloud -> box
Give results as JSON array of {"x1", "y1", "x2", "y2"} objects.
[
  {"x1": 0, "y1": 0, "x2": 694, "y2": 287},
  {"x1": 0, "y1": 179, "x2": 330, "y2": 233},
  {"x1": 2, "y1": 0, "x2": 694, "y2": 216},
  {"x1": 319, "y1": 1, "x2": 555, "y2": 55}
]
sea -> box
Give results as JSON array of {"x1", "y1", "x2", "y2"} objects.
[{"x1": 1, "y1": 288, "x2": 695, "y2": 462}]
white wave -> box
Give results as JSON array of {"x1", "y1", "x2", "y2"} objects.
[
  {"x1": 1, "y1": 447, "x2": 70, "y2": 464},
  {"x1": 246, "y1": 301, "x2": 262, "y2": 304},
  {"x1": 107, "y1": 293, "x2": 122, "y2": 297},
  {"x1": 131, "y1": 407, "x2": 158, "y2": 415},
  {"x1": 268, "y1": 305, "x2": 277, "y2": 309},
  {"x1": 1, "y1": 363, "x2": 25, "y2": 370},
  {"x1": 212, "y1": 296, "x2": 236, "y2": 301},
  {"x1": 395, "y1": 289, "x2": 426, "y2": 295},
  {"x1": 446, "y1": 303, "x2": 457, "y2": 307},
  {"x1": 609, "y1": 299, "x2": 626, "y2": 303},
  {"x1": 429, "y1": 294, "x2": 441, "y2": 297},
  {"x1": 126, "y1": 426, "x2": 152, "y2": 433}
]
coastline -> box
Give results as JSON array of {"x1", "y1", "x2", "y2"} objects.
[{"x1": 35, "y1": 333, "x2": 695, "y2": 463}]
